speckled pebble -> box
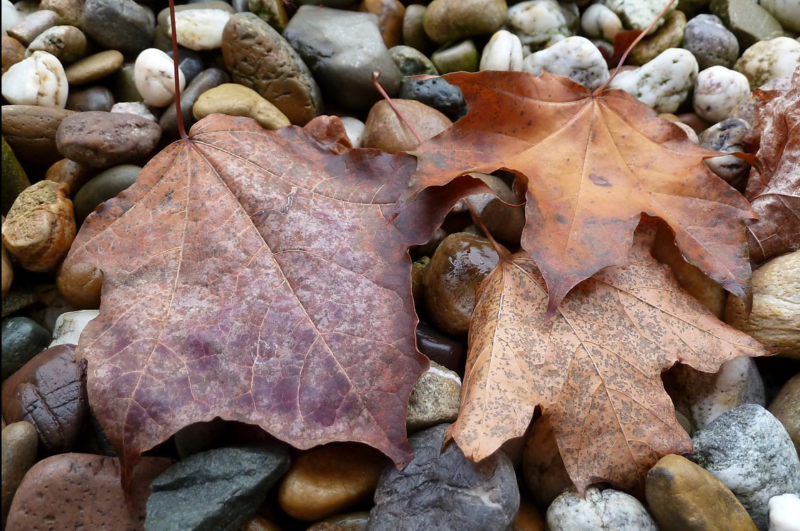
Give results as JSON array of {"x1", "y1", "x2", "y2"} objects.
[
  {"x1": 1, "y1": 51, "x2": 68, "y2": 108},
  {"x1": 523, "y1": 36, "x2": 609, "y2": 90},
  {"x1": 734, "y1": 37, "x2": 800, "y2": 89},
  {"x1": 683, "y1": 14, "x2": 739, "y2": 70},
  {"x1": 609, "y1": 48, "x2": 698, "y2": 114},
  {"x1": 693, "y1": 66, "x2": 750, "y2": 123}
]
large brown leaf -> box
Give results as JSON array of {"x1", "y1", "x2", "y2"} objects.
[
  {"x1": 446, "y1": 223, "x2": 769, "y2": 493},
  {"x1": 408, "y1": 71, "x2": 755, "y2": 313},
  {"x1": 62, "y1": 114, "x2": 475, "y2": 485},
  {"x1": 745, "y1": 68, "x2": 800, "y2": 265}
]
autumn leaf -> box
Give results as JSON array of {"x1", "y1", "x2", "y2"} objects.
[
  {"x1": 61, "y1": 114, "x2": 479, "y2": 486},
  {"x1": 446, "y1": 222, "x2": 769, "y2": 493},
  {"x1": 745, "y1": 68, "x2": 799, "y2": 265},
  {"x1": 406, "y1": 71, "x2": 755, "y2": 313}
]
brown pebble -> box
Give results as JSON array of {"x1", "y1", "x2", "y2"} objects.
[
  {"x1": 1, "y1": 105, "x2": 75, "y2": 165},
  {"x1": 1, "y1": 230, "x2": 12, "y2": 299},
  {"x1": 65, "y1": 50, "x2": 124, "y2": 85},
  {"x1": 57, "y1": 259, "x2": 103, "y2": 309},
  {"x1": 360, "y1": 0, "x2": 405, "y2": 49},
  {"x1": 1, "y1": 36, "x2": 25, "y2": 75},
  {"x1": 362, "y1": 99, "x2": 452, "y2": 154},
  {"x1": 7, "y1": 10, "x2": 59, "y2": 47},
  {"x1": 45, "y1": 158, "x2": 98, "y2": 196},
  {"x1": 1, "y1": 422, "x2": 38, "y2": 529}
]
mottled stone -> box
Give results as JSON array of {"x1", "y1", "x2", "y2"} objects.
[
  {"x1": 769, "y1": 374, "x2": 799, "y2": 454},
  {"x1": 630, "y1": 10, "x2": 686, "y2": 66},
  {"x1": 111, "y1": 101, "x2": 158, "y2": 122},
  {"x1": 523, "y1": 36, "x2": 609, "y2": 90},
  {"x1": 40, "y1": 0, "x2": 85, "y2": 27},
  {"x1": 431, "y1": 39, "x2": 479, "y2": 74},
  {"x1": 693, "y1": 66, "x2": 749, "y2": 123},
  {"x1": 1, "y1": 105, "x2": 75, "y2": 164},
  {"x1": 403, "y1": 4, "x2": 434, "y2": 54},
  {"x1": 422, "y1": 0, "x2": 507, "y2": 45},
  {"x1": 507, "y1": 0, "x2": 570, "y2": 53},
  {"x1": 1, "y1": 136, "x2": 29, "y2": 216},
  {"x1": 71, "y1": 164, "x2": 141, "y2": 224},
  {"x1": 1, "y1": 36, "x2": 25, "y2": 74},
  {"x1": 362, "y1": 99, "x2": 451, "y2": 154},
  {"x1": 480, "y1": 30, "x2": 523, "y2": 71},
  {"x1": 1, "y1": 51, "x2": 68, "y2": 108},
  {"x1": 192, "y1": 82, "x2": 290, "y2": 131},
  {"x1": 683, "y1": 14, "x2": 739, "y2": 70},
  {"x1": 66, "y1": 86, "x2": 115, "y2": 112},
  {"x1": 735, "y1": 38, "x2": 800, "y2": 89},
  {"x1": 160, "y1": 68, "x2": 229, "y2": 138},
  {"x1": 26, "y1": 25, "x2": 87, "y2": 64},
  {"x1": 699, "y1": 118, "x2": 750, "y2": 189},
  {"x1": 1, "y1": 422, "x2": 37, "y2": 528},
  {"x1": 81, "y1": 0, "x2": 155, "y2": 55},
  {"x1": 360, "y1": 0, "x2": 405, "y2": 49},
  {"x1": 710, "y1": 0, "x2": 784, "y2": 50},
  {"x1": 65, "y1": 50, "x2": 123, "y2": 85},
  {"x1": 390, "y1": 45, "x2": 437, "y2": 76},
  {"x1": 1, "y1": 317, "x2": 52, "y2": 381},
  {"x1": 600, "y1": 0, "x2": 677, "y2": 32},
  {"x1": 399, "y1": 76, "x2": 467, "y2": 122},
  {"x1": 406, "y1": 360, "x2": 460, "y2": 432},
  {"x1": 49, "y1": 309, "x2": 99, "y2": 346},
  {"x1": 7, "y1": 10, "x2": 58, "y2": 46},
  {"x1": 248, "y1": 0, "x2": 288, "y2": 32},
  {"x1": 609, "y1": 48, "x2": 698, "y2": 113},
  {"x1": 547, "y1": 487, "x2": 658, "y2": 531}
]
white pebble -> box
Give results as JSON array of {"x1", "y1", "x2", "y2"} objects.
[
  {"x1": 111, "y1": 102, "x2": 159, "y2": 122},
  {"x1": 769, "y1": 494, "x2": 800, "y2": 531},
  {"x1": 760, "y1": 0, "x2": 800, "y2": 32},
  {"x1": 167, "y1": 9, "x2": 231, "y2": 51},
  {"x1": 339, "y1": 116, "x2": 365, "y2": 148},
  {"x1": 1, "y1": 51, "x2": 68, "y2": 108},
  {"x1": 1, "y1": 0, "x2": 21, "y2": 35},
  {"x1": 693, "y1": 66, "x2": 750, "y2": 123},
  {"x1": 673, "y1": 121, "x2": 698, "y2": 143},
  {"x1": 480, "y1": 30, "x2": 523, "y2": 72},
  {"x1": 50, "y1": 310, "x2": 100, "y2": 347},
  {"x1": 522, "y1": 36, "x2": 609, "y2": 90},
  {"x1": 609, "y1": 48, "x2": 698, "y2": 114},
  {"x1": 134, "y1": 48, "x2": 186, "y2": 108},
  {"x1": 735, "y1": 37, "x2": 800, "y2": 88},
  {"x1": 581, "y1": 4, "x2": 622, "y2": 41},
  {"x1": 507, "y1": 0, "x2": 570, "y2": 52}
]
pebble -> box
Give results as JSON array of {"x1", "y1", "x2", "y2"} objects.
[
  {"x1": 146, "y1": 445, "x2": 290, "y2": 531},
  {"x1": 609, "y1": 48, "x2": 698, "y2": 114},
  {"x1": 390, "y1": 45, "x2": 438, "y2": 76},
  {"x1": 735, "y1": 38, "x2": 800, "y2": 89},
  {"x1": 1, "y1": 51, "x2": 68, "y2": 109},
  {"x1": 248, "y1": 0, "x2": 289, "y2": 32},
  {"x1": 362, "y1": 99, "x2": 452, "y2": 154},
  {"x1": 465, "y1": 173, "x2": 525, "y2": 244},
  {"x1": 72, "y1": 164, "x2": 141, "y2": 225},
  {"x1": 40, "y1": 0, "x2": 84, "y2": 27},
  {"x1": 1, "y1": 239, "x2": 11, "y2": 299},
  {"x1": 46, "y1": 158, "x2": 96, "y2": 196},
  {"x1": 1, "y1": 105, "x2": 75, "y2": 164},
  {"x1": 724, "y1": 251, "x2": 799, "y2": 359},
  {"x1": 155, "y1": 2, "x2": 234, "y2": 45},
  {"x1": 0, "y1": 317, "x2": 51, "y2": 381},
  {"x1": 522, "y1": 416, "x2": 573, "y2": 508},
  {"x1": 323, "y1": 512, "x2": 370, "y2": 531},
  {"x1": 645, "y1": 454, "x2": 757, "y2": 531},
  {"x1": 699, "y1": 118, "x2": 751, "y2": 188},
  {"x1": 284, "y1": 7, "x2": 399, "y2": 113},
  {"x1": 507, "y1": 0, "x2": 571, "y2": 53},
  {"x1": 431, "y1": 39, "x2": 479, "y2": 74},
  {"x1": 769, "y1": 374, "x2": 799, "y2": 454},
  {"x1": 167, "y1": 7, "x2": 231, "y2": 50},
  {"x1": 480, "y1": 30, "x2": 523, "y2": 71},
  {"x1": 56, "y1": 111, "x2": 161, "y2": 168},
  {"x1": 223, "y1": 12, "x2": 323, "y2": 124},
  {"x1": 49, "y1": 309, "x2": 99, "y2": 347},
  {"x1": 279, "y1": 444, "x2": 389, "y2": 520},
  {"x1": 415, "y1": 321, "x2": 465, "y2": 372},
  {"x1": 160, "y1": 67, "x2": 229, "y2": 138},
  {"x1": 600, "y1": 0, "x2": 677, "y2": 32},
  {"x1": 630, "y1": 10, "x2": 686, "y2": 66},
  {"x1": 26, "y1": 25, "x2": 87, "y2": 64},
  {"x1": 581, "y1": 3, "x2": 622, "y2": 41},
  {"x1": 5, "y1": 454, "x2": 171, "y2": 530},
  {"x1": 693, "y1": 66, "x2": 750, "y2": 123},
  {"x1": 403, "y1": 4, "x2": 434, "y2": 54},
  {"x1": 768, "y1": 494, "x2": 800, "y2": 531},
  {"x1": 1, "y1": 344, "x2": 87, "y2": 452},
  {"x1": 1, "y1": 36, "x2": 25, "y2": 75},
  {"x1": 112, "y1": 62, "x2": 144, "y2": 103},
  {"x1": 166, "y1": 48, "x2": 204, "y2": 85},
  {"x1": 81, "y1": 0, "x2": 155, "y2": 55},
  {"x1": 423, "y1": 233, "x2": 500, "y2": 335},
  {"x1": 111, "y1": 101, "x2": 158, "y2": 122},
  {"x1": 523, "y1": 36, "x2": 610, "y2": 91},
  {"x1": 1, "y1": 0, "x2": 22, "y2": 36},
  {"x1": 683, "y1": 14, "x2": 739, "y2": 70},
  {"x1": 242, "y1": 516, "x2": 282, "y2": 531},
  {"x1": 406, "y1": 360, "x2": 461, "y2": 432},
  {"x1": 710, "y1": 0, "x2": 783, "y2": 49},
  {"x1": 368, "y1": 423, "x2": 519, "y2": 530},
  {"x1": 192, "y1": 82, "x2": 290, "y2": 131},
  {"x1": 546, "y1": 487, "x2": 658, "y2": 531},
  {"x1": 1, "y1": 136, "x2": 29, "y2": 215},
  {"x1": 422, "y1": 0, "x2": 507, "y2": 45},
  {"x1": 360, "y1": 0, "x2": 405, "y2": 49},
  {"x1": 3, "y1": 181, "x2": 75, "y2": 272},
  {"x1": 398, "y1": 76, "x2": 467, "y2": 122},
  {"x1": 760, "y1": 0, "x2": 800, "y2": 32},
  {"x1": 65, "y1": 50, "x2": 123, "y2": 86},
  {"x1": 691, "y1": 404, "x2": 800, "y2": 530},
  {"x1": 134, "y1": 48, "x2": 186, "y2": 108},
  {"x1": 66, "y1": 86, "x2": 115, "y2": 113},
  {"x1": 7, "y1": 9, "x2": 59, "y2": 47},
  {"x1": 0, "y1": 422, "x2": 37, "y2": 528},
  {"x1": 339, "y1": 116, "x2": 365, "y2": 148}
]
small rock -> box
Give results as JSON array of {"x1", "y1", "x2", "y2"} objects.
[
  {"x1": 49, "y1": 309, "x2": 99, "y2": 346},
  {"x1": 160, "y1": 67, "x2": 229, "y2": 138},
  {"x1": 5, "y1": 454, "x2": 170, "y2": 530},
  {"x1": 411, "y1": 256, "x2": 429, "y2": 302},
  {"x1": 1, "y1": 105, "x2": 75, "y2": 164},
  {"x1": 26, "y1": 25, "x2": 87, "y2": 64},
  {"x1": 81, "y1": 0, "x2": 155, "y2": 55},
  {"x1": 1, "y1": 289, "x2": 39, "y2": 320},
  {"x1": 724, "y1": 251, "x2": 799, "y2": 359},
  {"x1": 1, "y1": 0, "x2": 22, "y2": 36},
  {"x1": 1, "y1": 136, "x2": 30, "y2": 216},
  {"x1": 683, "y1": 14, "x2": 739, "y2": 70},
  {"x1": 362, "y1": 99, "x2": 452, "y2": 154},
  {"x1": 1, "y1": 238, "x2": 11, "y2": 299},
  {"x1": 146, "y1": 445, "x2": 290, "y2": 531},
  {"x1": 111, "y1": 101, "x2": 158, "y2": 122},
  {"x1": 691, "y1": 404, "x2": 800, "y2": 530},
  {"x1": 1, "y1": 344, "x2": 87, "y2": 453},
  {"x1": 3, "y1": 181, "x2": 75, "y2": 272},
  {"x1": 192, "y1": 82, "x2": 290, "y2": 131},
  {"x1": 699, "y1": 118, "x2": 750, "y2": 189},
  {"x1": 768, "y1": 494, "x2": 800, "y2": 531},
  {"x1": 415, "y1": 321, "x2": 465, "y2": 372},
  {"x1": 769, "y1": 374, "x2": 799, "y2": 454},
  {"x1": 406, "y1": 360, "x2": 461, "y2": 432},
  {"x1": 66, "y1": 86, "x2": 115, "y2": 112},
  {"x1": 646, "y1": 454, "x2": 757, "y2": 531},
  {"x1": 693, "y1": 65, "x2": 750, "y2": 123},
  {"x1": 522, "y1": 416, "x2": 573, "y2": 509},
  {"x1": 65, "y1": 50, "x2": 123, "y2": 85},
  {"x1": 609, "y1": 48, "x2": 698, "y2": 114},
  {"x1": 46, "y1": 158, "x2": 97, "y2": 196},
  {"x1": 422, "y1": 0, "x2": 507, "y2": 45},
  {"x1": 1, "y1": 51, "x2": 68, "y2": 108},
  {"x1": 547, "y1": 487, "x2": 658, "y2": 531},
  {"x1": 710, "y1": 0, "x2": 784, "y2": 50},
  {"x1": 72, "y1": 164, "x2": 141, "y2": 224},
  {"x1": 600, "y1": 0, "x2": 677, "y2": 32},
  {"x1": 166, "y1": 48, "x2": 204, "y2": 85},
  {"x1": 507, "y1": 0, "x2": 570, "y2": 53},
  {"x1": 1, "y1": 422, "x2": 37, "y2": 528},
  {"x1": 56, "y1": 260, "x2": 102, "y2": 310},
  {"x1": 630, "y1": 10, "x2": 686, "y2": 66},
  {"x1": 466, "y1": 173, "x2": 525, "y2": 244},
  {"x1": 339, "y1": 116, "x2": 365, "y2": 148},
  {"x1": 729, "y1": 75, "x2": 791, "y2": 126},
  {"x1": 279, "y1": 444, "x2": 388, "y2": 520},
  {"x1": 431, "y1": 39, "x2": 479, "y2": 74},
  {"x1": 1, "y1": 317, "x2": 51, "y2": 381},
  {"x1": 398, "y1": 76, "x2": 467, "y2": 122},
  {"x1": 402, "y1": 4, "x2": 434, "y2": 54},
  {"x1": 760, "y1": 0, "x2": 800, "y2": 32},
  {"x1": 523, "y1": 36, "x2": 609, "y2": 91},
  {"x1": 247, "y1": 0, "x2": 288, "y2": 32},
  {"x1": 390, "y1": 45, "x2": 437, "y2": 76},
  {"x1": 581, "y1": 3, "x2": 622, "y2": 41},
  {"x1": 360, "y1": 0, "x2": 405, "y2": 49},
  {"x1": 40, "y1": 0, "x2": 84, "y2": 27},
  {"x1": 734, "y1": 37, "x2": 800, "y2": 89},
  {"x1": 368, "y1": 424, "x2": 519, "y2": 531},
  {"x1": 167, "y1": 7, "x2": 231, "y2": 51},
  {"x1": 242, "y1": 516, "x2": 282, "y2": 531},
  {"x1": 134, "y1": 48, "x2": 186, "y2": 108},
  {"x1": 112, "y1": 62, "x2": 144, "y2": 103},
  {"x1": 284, "y1": 7, "x2": 399, "y2": 113},
  {"x1": 480, "y1": 30, "x2": 523, "y2": 71},
  {"x1": 7, "y1": 9, "x2": 59, "y2": 47},
  {"x1": 513, "y1": 500, "x2": 546, "y2": 531},
  {"x1": 223, "y1": 12, "x2": 323, "y2": 124},
  {"x1": 323, "y1": 512, "x2": 370, "y2": 531},
  {"x1": 1, "y1": 35, "x2": 25, "y2": 74}
]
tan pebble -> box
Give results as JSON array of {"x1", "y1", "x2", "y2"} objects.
[
  {"x1": 360, "y1": 0, "x2": 405, "y2": 49},
  {"x1": 362, "y1": 99, "x2": 452, "y2": 154},
  {"x1": 65, "y1": 50, "x2": 124, "y2": 85},
  {"x1": 56, "y1": 259, "x2": 102, "y2": 310},
  {"x1": 512, "y1": 499, "x2": 546, "y2": 531},
  {"x1": 1, "y1": 222, "x2": 12, "y2": 299},
  {"x1": 769, "y1": 374, "x2": 800, "y2": 453},
  {"x1": 1, "y1": 36, "x2": 25, "y2": 75},
  {"x1": 45, "y1": 159, "x2": 97, "y2": 197},
  {"x1": 193, "y1": 83, "x2": 290, "y2": 130},
  {"x1": 241, "y1": 515, "x2": 282, "y2": 531},
  {"x1": 1, "y1": 421, "x2": 38, "y2": 528}
]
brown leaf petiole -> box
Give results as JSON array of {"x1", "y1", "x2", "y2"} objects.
[
  {"x1": 168, "y1": 0, "x2": 188, "y2": 140},
  {"x1": 372, "y1": 71, "x2": 424, "y2": 145}
]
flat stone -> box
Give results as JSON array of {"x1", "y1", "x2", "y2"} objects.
[
  {"x1": 81, "y1": 0, "x2": 155, "y2": 55},
  {"x1": 66, "y1": 85, "x2": 115, "y2": 112},
  {"x1": 160, "y1": 68, "x2": 229, "y2": 139},
  {"x1": 65, "y1": 49, "x2": 123, "y2": 85},
  {"x1": 769, "y1": 374, "x2": 799, "y2": 454},
  {"x1": 547, "y1": 487, "x2": 658, "y2": 530},
  {"x1": 398, "y1": 76, "x2": 467, "y2": 122},
  {"x1": 422, "y1": 0, "x2": 507, "y2": 45},
  {"x1": 7, "y1": 9, "x2": 59, "y2": 46},
  {"x1": 26, "y1": 25, "x2": 87, "y2": 64},
  {"x1": 1, "y1": 317, "x2": 52, "y2": 382},
  {"x1": 760, "y1": 0, "x2": 800, "y2": 31},
  {"x1": 1, "y1": 105, "x2": 75, "y2": 165},
  {"x1": 5, "y1": 454, "x2": 171, "y2": 530},
  {"x1": 630, "y1": 9, "x2": 686, "y2": 66},
  {"x1": 362, "y1": 99, "x2": 452, "y2": 154},
  {"x1": 192, "y1": 82, "x2": 289, "y2": 131},
  {"x1": 406, "y1": 360, "x2": 461, "y2": 432},
  {"x1": 0, "y1": 422, "x2": 37, "y2": 529},
  {"x1": 72, "y1": 164, "x2": 141, "y2": 224},
  {"x1": 431, "y1": 39, "x2": 479, "y2": 74},
  {"x1": 734, "y1": 37, "x2": 800, "y2": 89},
  {"x1": 710, "y1": 0, "x2": 784, "y2": 50},
  {"x1": 40, "y1": 0, "x2": 84, "y2": 27}
]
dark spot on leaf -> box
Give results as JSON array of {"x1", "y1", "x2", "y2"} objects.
[{"x1": 589, "y1": 174, "x2": 611, "y2": 187}]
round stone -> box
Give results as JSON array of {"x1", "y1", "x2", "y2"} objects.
[
  {"x1": 431, "y1": 39, "x2": 479, "y2": 74},
  {"x1": 399, "y1": 76, "x2": 467, "y2": 121},
  {"x1": 547, "y1": 487, "x2": 658, "y2": 531},
  {"x1": 362, "y1": 99, "x2": 452, "y2": 154},
  {"x1": 1, "y1": 36, "x2": 25, "y2": 75},
  {"x1": 769, "y1": 374, "x2": 799, "y2": 454},
  {"x1": 45, "y1": 158, "x2": 97, "y2": 197},
  {"x1": 1, "y1": 317, "x2": 51, "y2": 381},
  {"x1": 609, "y1": 48, "x2": 698, "y2": 114},
  {"x1": 406, "y1": 360, "x2": 461, "y2": 432},
  {"x1": 1, "y1": 422, "x2": 38, "y2": 526},
  {"x1": 81, "y1": 0, "x2": 155, "y2": 55},
  {"x1": 64, "y1": 50, "x2": 123, "y2": 85},
  {"x1": 402, "y1": 4, "x2": 434, "y2": 54},
  {"x1": 698, "y1": 118, "x2": 751, "y2": 188},
  {"x1": 71, "y1": 164, "x2": 142, "y2": 224},
  {"x1": 683, "y1": 14, "x2": 739, "y2": 70},
  {"x1": 1, "y1": 51, "x2": 68, "y2": 109},
  {"x1": 339, "y1": 116, "x2": 365, "y2": 148},
  {"x1": 693, "y1": 66, "x2": 750, "y2": 123},
  {"x1": 508, "y1": 0, "x2": 571, "y2": 52},
  {"x1": 581, "y1": 3, "x2": 622, "y2": 41},
  {"x1": 422, "y1": 0, "x2": 507, "y2": 45},
  {"x1": 192, "y1": 83, "x2": 290, "y2": 131},
  {"x1": 360, "y1": 0, "x2": 405, "y2": 49},
  {"x1": 66, "y1": 86, "x2": 115, "y2": 113},
  {"x1": 1, "y1": 105, "x2": 75, "y2": 165},
  {"x1": 734, "y1": 37, "x2": 800, "y2": 89},
  {"x1": 523, "y1": 36, "x2": 609, "y2": 90},
  {"x1": 134, "y1": 48, "x2": 186, "y2": 108},
  {"x1": 167, "y1": 7, "x2": 231, "y2": 50},
  {"x1": 26, "y1": 25, "x2": 87, "y2": 64}
]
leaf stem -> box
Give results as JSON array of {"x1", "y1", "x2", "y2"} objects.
[
  {"x1": 372, "y1": 71, "x2": 424, "y2": 145},
  {"x1": 593, "y1": 0, "x2": 677, "y2": 95},
  {"x1": 168, "y1": 0, "x2": 187, "y2": 140}
]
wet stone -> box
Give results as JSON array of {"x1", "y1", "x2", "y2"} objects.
[
  {"x1": 1, "y1": 317, "x2": 51, "y2": 381},
  {"x1": 398, "y1": 76, "x2": 467, "y2": 121},
  {"x1": 66, "y1": 86, "x2": 115, "y2": 113}
]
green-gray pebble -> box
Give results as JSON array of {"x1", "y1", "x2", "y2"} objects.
[
  {"x1": 1, "y1": 317, "x2": 51, "y2": 381},
  {"x1": 390, "y1": 45, "x2": 438, "y2": 76},
  {"x1": 1, "y1": 137, "x2": 30, "y2": 216},
  {"x1": 431, "y1": 39, "x2": 478, "y2": 74},
  {"x1": 73, "y1": 165, "x2": 141, "y2": 224},
  {"x1": 710, "y1": 0, "x2": 784, "y2": 49}
]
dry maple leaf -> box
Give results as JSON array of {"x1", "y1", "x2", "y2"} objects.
[
  {"x1": 446, "y1": 222, "x2": 769, "y2": 493},
  {"x1": 407, "y1": 71, "x2": 755, "y2": 313},
  {"x1": 62, "y1": 114, "x2": 478, "y2": 486},
  {"x1": 745, "y1": 68, "x2": 799, "y2": 265}
]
